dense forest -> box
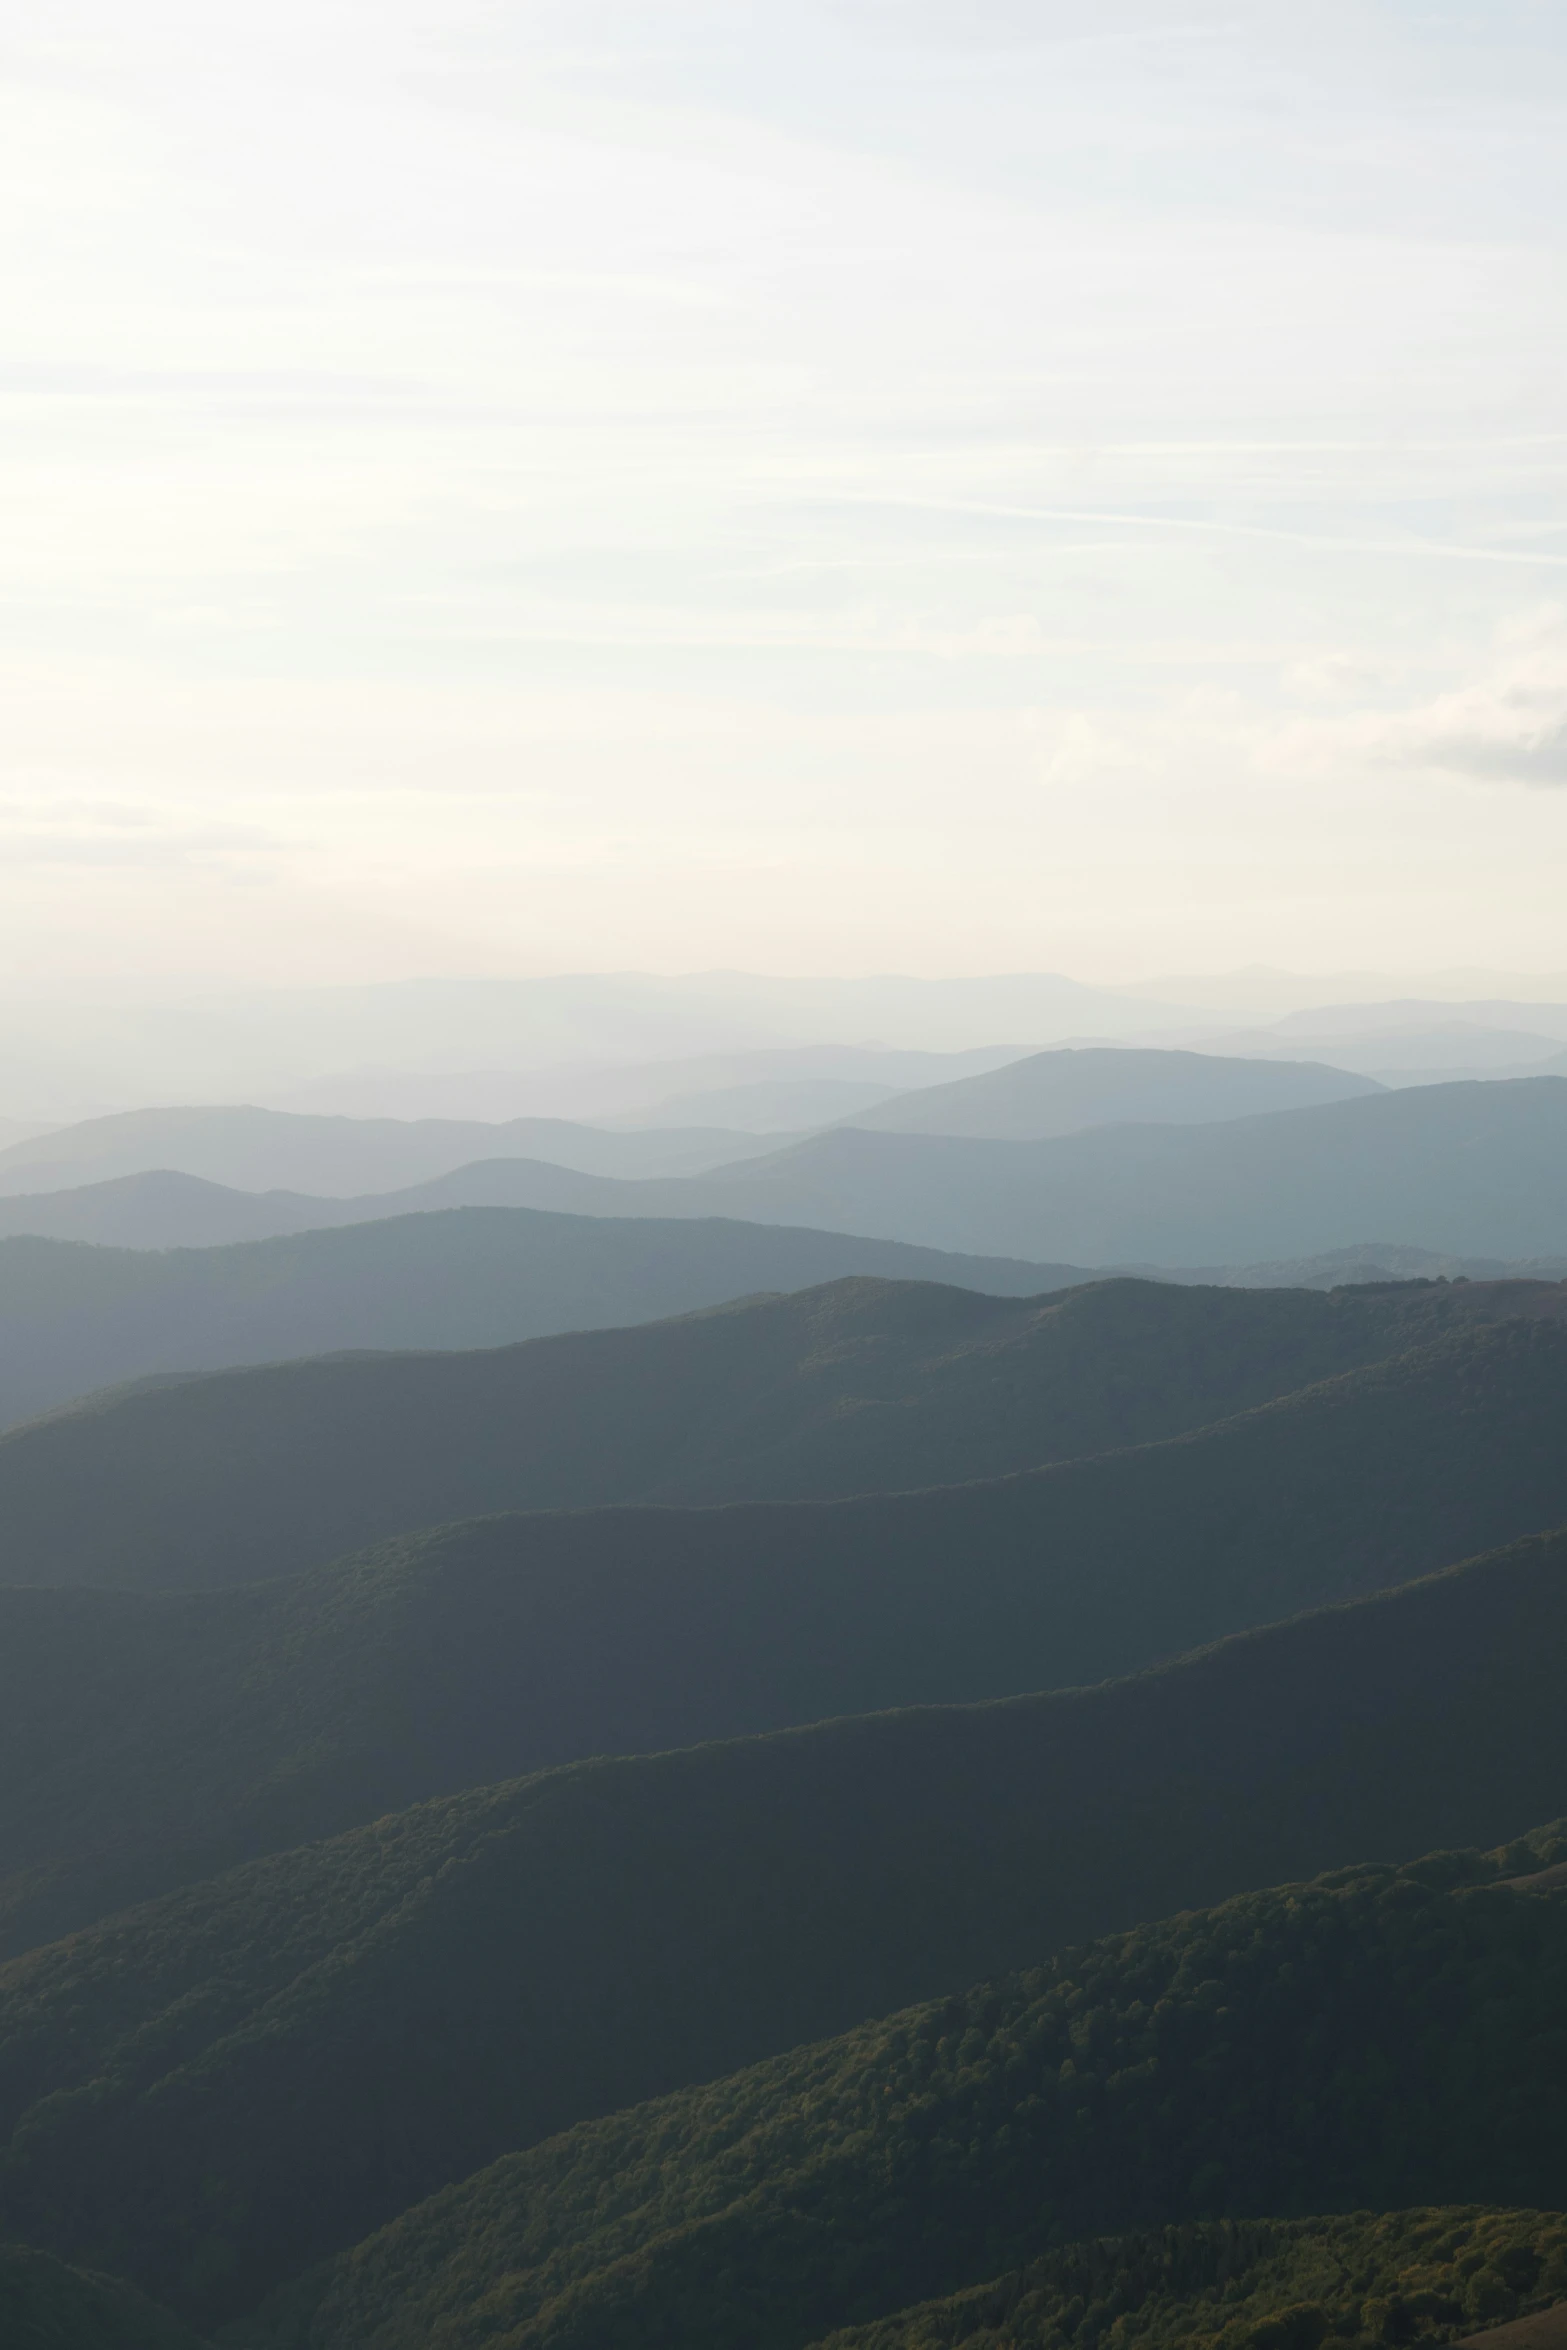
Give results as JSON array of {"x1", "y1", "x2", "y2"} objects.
[
  {"x1": 2, "y1": 1539, "x2": 1566, "y2": 2324},
  {"x1": 815, "y1": 2209, "x2": 1567, "y2": 2350},
  {"x1": 0, "y1": 1182, "x2": 1563, "y2": 2349},
  {"x1": 243, "y1": 1840, "x2": 1567, "y2": 2350}
]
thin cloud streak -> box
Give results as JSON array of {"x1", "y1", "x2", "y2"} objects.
[
  {"x1": 0, "y1": 0, "x2": 1565, "y2": 978},
  {"x1": 837, "y1": 499, "x2": 1567, "y2": 569}
]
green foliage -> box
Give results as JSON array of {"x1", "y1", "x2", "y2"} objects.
[
  {"x1": 810, "y1": 2209, "x2": 1567, "y2": 2350},
  {"x1": 3, "y1": 1516, "x2": 1567, "y2": 2328},
  {"x1": 0, "y1": 2241, "x2": 206, "y2": 2348},
  {"x1": 263, "y1": 1859, "x2": 1567, "y2": 2350}
]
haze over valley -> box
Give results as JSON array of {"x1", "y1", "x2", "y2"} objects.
[{"x1": 4, "y1": 988, "x2": 1567, "y2": 2350}]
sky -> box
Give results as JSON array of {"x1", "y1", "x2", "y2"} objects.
[{"x1": 3, "y1": 0, "x2": 1567, "y2": 986}]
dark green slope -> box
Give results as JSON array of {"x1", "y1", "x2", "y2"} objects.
[
  {"x1": 0, "y1": 2245, "x2": 206, "y2": 2349},
  {"x1": 0, "y1": 1207, "x2": 1077, "y2": 1428},
  {"x1": 814, "y1": 2210, "x2": 1567, "y2": 2350},
  {"x1": 6, "y1": 1311, "x2": 1567, "y2": 1954},
  {"x1": 5, "y1": 1529, "x2": 1567, "y2": 2322},
  {"x1": 5, "y1": 1315, "x2": 1567, "y2": 1956},
  {"x1": 6, "y1": 1270, "x2": 1559, "y2": 1586},
  {"x1": 255, "y1": 1843, "x2": 1567, "y2": 2350}
]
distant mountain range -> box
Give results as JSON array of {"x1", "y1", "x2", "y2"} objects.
[
  {"x1": 1261, "y1": 1023, "x2": 1567, "y2": 1085},
  {"x1": 271, "y1": 1040, "x2": 1022, "y2": 1125},
  {"x1": 0, "y1": 1049, "x2": 1378, "y2": 1205},
  {"x1": 4, "y1": 1270, "x2": 1563, "y2": 1592},
  {"x1": 841, "y1": 1045, "x2": 1381, "y2": 1137},
  {"x1": 3, "y1": 1524, "x2": 1566, "y2": 2326},
  {"x1": 633, "y1": 1076, "x2": 1567, "y2": 1261},
  {"x1": 0, "y1": 970, "x2": 1216, "y2": 1119},
  {"x1": 0, "y1": 1103, "x2": 776, "y2": 1199},
  {"x1": 0, "y1": 1211, "x2": 1077, "y2": 1427},
  {"x1": 3, "y1": 1070, "x2": 1566, "y2": 1270}
]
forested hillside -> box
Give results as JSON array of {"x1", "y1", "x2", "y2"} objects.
[
  {"x1": 4, "y1": 1308, "x2": 1567, "y2": 1956},
  {"x1": 7, "y1": 1271, "x2": 1562, "y2": 1580},
  {"x1": 3, "y1": 1533, "x2": 1566, "y2": 2321},
  {"x1": 241, "y1": 1843, "x2": 1567, "y2": 2350},
  {"x1": 814, "y1": 2210, "x2": 1567, "y2": 2350}
]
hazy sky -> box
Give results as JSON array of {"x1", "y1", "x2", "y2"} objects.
[{"x1": 3, "y1": 0, "x2": 1567, "y2": 984}]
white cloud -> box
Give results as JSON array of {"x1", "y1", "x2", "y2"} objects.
[{"x1": 1376, "y1": 614, "x2": 1567, "y2": 788}]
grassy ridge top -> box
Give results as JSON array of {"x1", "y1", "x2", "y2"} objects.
[
  {"x1": 810, "y1": 2209, "x2": 1567, "y2": 2350},
  {"x1": 261, "y1": 1845, "x2": 1567, "y2": 2350},
  {"x1": 4, "y1": 1529, "x2": 1567, "y2": 2324},
  {"x1": 5, "y1": 1311, "x2": 1567, "y2": 1955}
]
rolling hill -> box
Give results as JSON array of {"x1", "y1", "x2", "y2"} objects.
[
  {"x1": 0, "y1": 1210, "x2": 1080, "y2": 1427},
  {"x1": 843, "y1": 1046, "x2": 1381, "y2": 1138},
  {"x1": 257, "y1": 1852, "x2": 1567, "y2": 2350},
  {"x1": 9, "y1": 1079, "x2": 1567, "y2": 1265},
  {"x1": 617, "y1": 1077, "x2": 1567, "y2": 1262},
  {"x1": 6, "y1": 1271, "x2": 1561, "y2": 1584},
  {"x1": 254, "y1": 1077, "x2": 1567, "y2": 1267},
  {"x1": 0, "y1": 1309, "x2": 1558, "y2": 1947},
  {"x1": 0, "y1": 1170, "x2": 352, "y2": 1251},
  {"x1": 3, "y1": 1294, "x2": 1567, "y2": 1949},
  {"x1": 3, "y1": 1046, "x2": 1360, "y2": 1205},
  {"x1": 19, "y1": 1075, "x2": 1555, "y2": 1268},
  {"x1": 273, "y1": 1042, "x2": 1021, "y2": 1124},
  {"x1": 0, "y1": 1103, "x2": 774, "y2": 1200},
  {"x1": 3, "y1": 1526, "x2": 1567, "y2": 2321}
]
